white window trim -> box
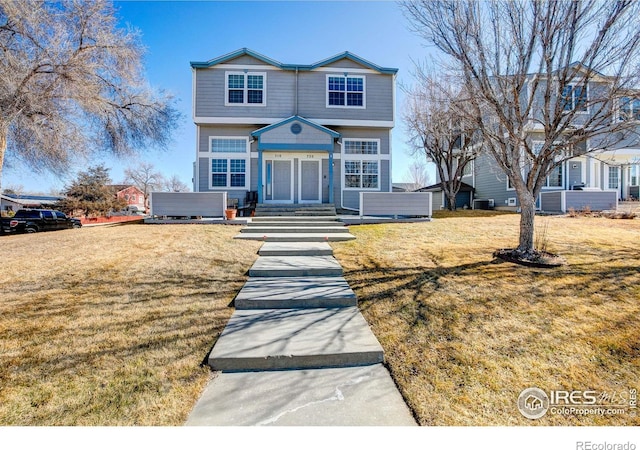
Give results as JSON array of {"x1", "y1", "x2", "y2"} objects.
[
  {"x1": 342, "y1": 138, "x2": 380, "y2": 156},
  {"x1": 208, "y1": 136, "x2": 250, "y2": 190},
  {"x1": 326, "y1": 74, "x2": 366, "y2": 109},
  {"x1": 343, "y1": 158, "x2": 381, "y2": 191},
  {"x1": 224, "y1": 71, "x2": 267, "y2": 107},
  {"x1": 563, "y1": 83, "x2": 589, "y2": 114}
]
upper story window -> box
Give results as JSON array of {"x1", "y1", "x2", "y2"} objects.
[
  {"x1": 619, "y1": 97, "x2": 640, "y2": 121},
  {"x1": 225, "y1": 72, "x2": 266, "y2": 106},
  {"x1": 561, "y1": 84, "x2": 588, "y2": 112},
  {"x1": 327, "y1": 75, "x2": 365, "y2": 108}
]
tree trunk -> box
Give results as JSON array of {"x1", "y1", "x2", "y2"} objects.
[
  {"x1": 446, "y1": 192, "x2": 457, "y2": 211},
  {"x1": 0, "y1": 122, "x2": 7, "y2": 191},
  {"x1": 517, "y1": 191, "x2": 536, "y2": 255}
]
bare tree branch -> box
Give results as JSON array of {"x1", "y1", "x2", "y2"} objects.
[{"x1": 0, "y1": 0, "x2": 182, "y2": 190}]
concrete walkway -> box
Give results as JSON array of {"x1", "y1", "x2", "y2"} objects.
[{"x1": 186, "y1": 219, "x2": 416, "y2": 426}]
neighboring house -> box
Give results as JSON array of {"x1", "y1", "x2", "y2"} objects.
[
  {"x1": 417, "y1": 182, "x2": 475, "y2": 210},
  {"x1": 439, "y1": 66, "x2": 640, "y2": 212},
  {"x1": 109, "y1": 185, "x2": 146, "y2": 212},
  {"x1": 1, "y1": 193, "x2": 63, "y2": 214},
  {"x1": 190, "y1": 48, "x2": 397, "y2": 210}
]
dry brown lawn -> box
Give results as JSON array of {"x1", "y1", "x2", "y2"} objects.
[
  {"x1": 332, "y1": 212, "x2": 640, "y2": 426},
  {"x1": 0, "y1": 224, "x2": 260, "y2": 425},
  {"x1": 2, "y1": 215, "x2": 638, "y2": 426}
]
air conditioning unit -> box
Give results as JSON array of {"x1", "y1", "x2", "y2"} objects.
[{"x1": 507, "y1": 197, "x2": 517, "y2": 206}]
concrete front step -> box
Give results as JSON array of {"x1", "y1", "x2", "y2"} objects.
[
  {"x1": 241, "y1": 226, "x2": 348, "y2": 234},
  {"x1": 207, "y1": 307, "x2": 384, "y2": 372},
  {"x1": 252, "y1": 216, "x2": 340, "y2": 222},
  {"x1": 235, "y1": 276, "x2": 357, "y2": 309},
  {"x1": 234, "y1": 233, "x2": 355, "y2": 242},
  {"x1": 185, "y1": 364, "x2": 417, "y2": 426},
  {"x1": 249, "y1": 255, "x2": 343, "y2": 277},
  {"x1": 258, "y1": 242, "x2": 334, "y2": 257},
  {"x1": 247, "y1": 221, "x2": 342, "y2": 228}
]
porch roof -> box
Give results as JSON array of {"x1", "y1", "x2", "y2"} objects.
[{"x1": 251, "y1": 116, "x2": 340, "y2": 152}]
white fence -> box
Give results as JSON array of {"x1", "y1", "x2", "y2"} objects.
[
  {"x1": 359, "y1": 192, "x2": 432, "y2": 218},
  {"x1": 539, "y1": 190, "x2": 618, "y2": 213},
  {"x1": 150, "y1": 192, "x2": 228, "y2": 217}
]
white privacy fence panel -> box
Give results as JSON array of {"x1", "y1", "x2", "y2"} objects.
[
  {"x1": 359, "y1": 192, "x2": 432, "y2": 217},
  {"x1": 150, "y1": 192, "x2": 227, "y2": 217}
]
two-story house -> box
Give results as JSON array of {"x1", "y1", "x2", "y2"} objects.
[
  {"x1": 441, "y1": 66, "x2": 640, "y2": 212},
  {"x1": 190, "y1": 48, "x2": 397, "y2": 211}
]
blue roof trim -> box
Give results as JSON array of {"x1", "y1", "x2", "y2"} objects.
[
  {"x1": 190, "y1": 48, "x2": 284, "y2": 69},
  {"x1": 252, "y1": 116, "x2": 340, "y2": 138},
  {"x1": 191, "y1": 48, "x2": 398, "y2": 74}
]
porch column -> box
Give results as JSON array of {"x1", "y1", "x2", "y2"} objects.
[
  {"x1": 328, "y1": 150, "x2": 334, "y2": 204},
  {"x1": 257, "y1": 147, "x2": 263, "y2": 203}
]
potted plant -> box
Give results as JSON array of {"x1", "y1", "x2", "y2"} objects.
[{"x1": 225, "y1": 207, "x2": 237, "y2": 220}]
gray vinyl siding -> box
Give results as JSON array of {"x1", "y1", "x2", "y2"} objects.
[
  {"x1": 473, "y1": 152, "x2": 513, "y2": 207},
  {"x1": 259, "y1": 121, "x2": 334, "y2": 146},
  {"x1": 568, "y1": 161, "x2": 583, "y2": 188},
  {"x1": 566, "y1": 191, "x2": 617, "y2": 211},
  {"x1": 336, "y1": 128, "x2": 391, "y2": 154},
  {"x1": 198, "y1": 157, "x2": 210, "y2": 192},
  {"x1": 297, "y1": 71, "x2": 393, "y2": 122},
  {"x1": 195, "y1": 68, "x2": 294, "y2": 119},
  {"x1": 198, "y1": 125, "x2": 256, "y2": 153}
]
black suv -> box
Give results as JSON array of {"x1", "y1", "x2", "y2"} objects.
[{"x1": 6, "y1": 209, "x2": 82, "y2": 234}]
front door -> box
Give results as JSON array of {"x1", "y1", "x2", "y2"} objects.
[
  {"x1": 269, "y1": 159, "x2": 293, "y2": 203},
  {"x1": 299, "y1": 159, "x2": 321, "y2": 203}
]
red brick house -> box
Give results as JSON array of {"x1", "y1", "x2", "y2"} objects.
[{"x1": 110, "y1": 185, "x2": 146, "y2": 213}]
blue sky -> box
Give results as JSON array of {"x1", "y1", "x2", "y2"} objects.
[{"x1": 4, "y1": 0, "x2": 434, "y2": 194}]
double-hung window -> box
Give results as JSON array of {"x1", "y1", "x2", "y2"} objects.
[
  {"x1": 609, "y1": 166, "x2": 620, "y2": 189},
  {"x1": 561, "y1": 84, "x2": 588, "y2": 112},
  {"x1": 210, "y1": 137, "x2": 249, "y2": 189},
  {"x1": 327, "y1": 75, "x2": 365, "y2": 108},
  {"x1": 225, "y1": 72, "x2": 266, "y2": 106},
  {"x1": 619, "y1": 97, "x2": 640, "y2": 121},
  {"x1": 343, "y1": 139, "x2": 380, "y2": 189}
]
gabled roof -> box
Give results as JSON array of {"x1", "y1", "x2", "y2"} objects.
[
  {"x1": 190, "y1": 48, "x2": 398, "y2": 74},
  {"x1": 251, "y1": 116, "x2": 340, "y2": 138},
  {"x1": 417, "y1": 182, "x2": 475, "y2": 193}
]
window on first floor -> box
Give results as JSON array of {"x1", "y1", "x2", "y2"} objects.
[
  {"x1": 344, "y1": 139, "x2": 379, "y2": 155},
  {"x1": 545, "y1": 164, "x2": 563, "y2": 187},
  {"x1": 628, "y1": 165, "x2": 638, "y2": 186},
  {"x1": 609, "y1": 166, "x2": 620, "y2": 189},
  {"x1": 344, "y1": 160, "x2": 379, "y2": 189},
  {"x1": 212, "y1": 158, "x2": 247, "y2": 188}
]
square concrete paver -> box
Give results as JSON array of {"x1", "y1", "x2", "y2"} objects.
[
  {"x1": 185, "y1": 364, "x2": 417, "y2": 426},
  {"x1": 208, "y1": 307, "x2": 383, "y2": 371}
]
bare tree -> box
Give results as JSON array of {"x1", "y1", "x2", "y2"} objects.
[
  {"x1": 404, "y1": 73, "x2": 480, "y2": 210},
  {"x1": 0, "y1": 0, "x2": 181, "y2": 190},
  {"x1": 403, "y1": 160, "x2": 431, "y2": 192},
  {"x1": 161, "y1": 175, "x2": 190, "y2": 193},
  {"x1": 403, "y1": 0, "x2": 640, "y2": 258},
  {"x1": 123, "y1": 162, "x2": 163, "y2": 209}
]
